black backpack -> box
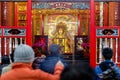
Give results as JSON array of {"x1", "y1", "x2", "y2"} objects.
[{"x1": 98, "y1": 62, "x2": 119, "y2": 80}]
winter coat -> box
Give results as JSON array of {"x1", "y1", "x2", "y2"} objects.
[
  {"x1": 0, "y1": 64, "x2": 10, "y2": 75},
  {"x1": 1, "y1": 64, "x2": 12, "y2": 75},
  {"x1": 0, "y1": 55, "x2": 10, "y2": 75},
  {"x1": 0, "y1": 62, "x2": 63, "y2": 80},
  {"x1": 40, "y1": 54, "x2": 67, "y2": 74},
  {"x1": 95, "y1": 60, "x2": 120, "y2": 80}
]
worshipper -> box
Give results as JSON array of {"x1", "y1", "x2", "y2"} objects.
[
  {"x1": 60, "y1": 62, "x2": 96, "y2": 80},
  {"x1": 95, "y1": 48, "x2": 120, "y2": 80},
  {"x1": 0, "y1": 44, "x2": 64, "y2": 80},
  {"x1": 0, "y1": 55, "x2": 10, "y2": 75},
  {"x1": 40, "y1": 44, "x2": 67, "y2": 74}
]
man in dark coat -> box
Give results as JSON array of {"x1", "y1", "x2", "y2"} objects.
[
  {"x1": 40, "y1": 44, "x2": 67, "y2": 74},
  {"x1": 0, "y1": 55, "x2": 10, "y2": 75}
]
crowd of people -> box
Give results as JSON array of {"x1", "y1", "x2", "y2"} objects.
[{"x1": 0, "y1": 44, "x2": 119, "y2": 80}]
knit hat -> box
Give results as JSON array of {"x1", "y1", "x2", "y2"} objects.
[
  {"x1": 14, "y1": 44, "x2": 35, "y2": 63},
  {"x1": 49, "y1": 44, "x2": 60, "y2": 55}
]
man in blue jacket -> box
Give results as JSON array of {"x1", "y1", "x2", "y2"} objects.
[
  {"x1": 40, "y1": 44, "x2": 67, "y2": 74},
  {"x1": 95, "y1": 48, "x2": 120, "y2": 80}
]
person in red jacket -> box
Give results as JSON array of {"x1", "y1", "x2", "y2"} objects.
[{"x1": 0, "y1": 44, "x2": 64, "y2": 80}]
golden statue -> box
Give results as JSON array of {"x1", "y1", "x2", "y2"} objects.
[{"x1": 53, "y1": 22, "x2": 72, "y2": 53}]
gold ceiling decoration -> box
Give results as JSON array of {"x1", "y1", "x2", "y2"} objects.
[{"x1": 32, "y1": 9, "x2": 81, "y2": 15}]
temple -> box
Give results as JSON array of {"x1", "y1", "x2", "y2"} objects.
[{"x1": 0, "y1": 0, "x2": 120, "y2": 67}]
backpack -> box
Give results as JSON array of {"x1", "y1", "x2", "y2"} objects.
[{"x1": 98, "y1": 62, "x2": 119, "y2": 80}]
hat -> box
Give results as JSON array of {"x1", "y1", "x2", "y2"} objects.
[
  {"x1": 14, "y1": 44, "x2": 35, "y2": 63},
  {"x1": 49, "y1": 44, "x2": 60, "y2": 55}
]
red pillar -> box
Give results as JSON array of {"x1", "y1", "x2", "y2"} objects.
[
  {"x1": 90, "y1": 0, "x2": 96, "y2": 68},
  {"x1": 26, "y1": 0, "x2": 32, "y2": 46}
]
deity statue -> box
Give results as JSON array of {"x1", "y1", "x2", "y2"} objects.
[
  {"x1": 76, "y1": 38, "x2": 84, "y2": 51},
  {"x1": 52, "y1": 22, "x2": 72, "y2": 53}
]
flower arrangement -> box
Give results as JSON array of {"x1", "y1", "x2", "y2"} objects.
[{"x1": 32, "y1": 37, "x2": 48, "y2": 57}]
